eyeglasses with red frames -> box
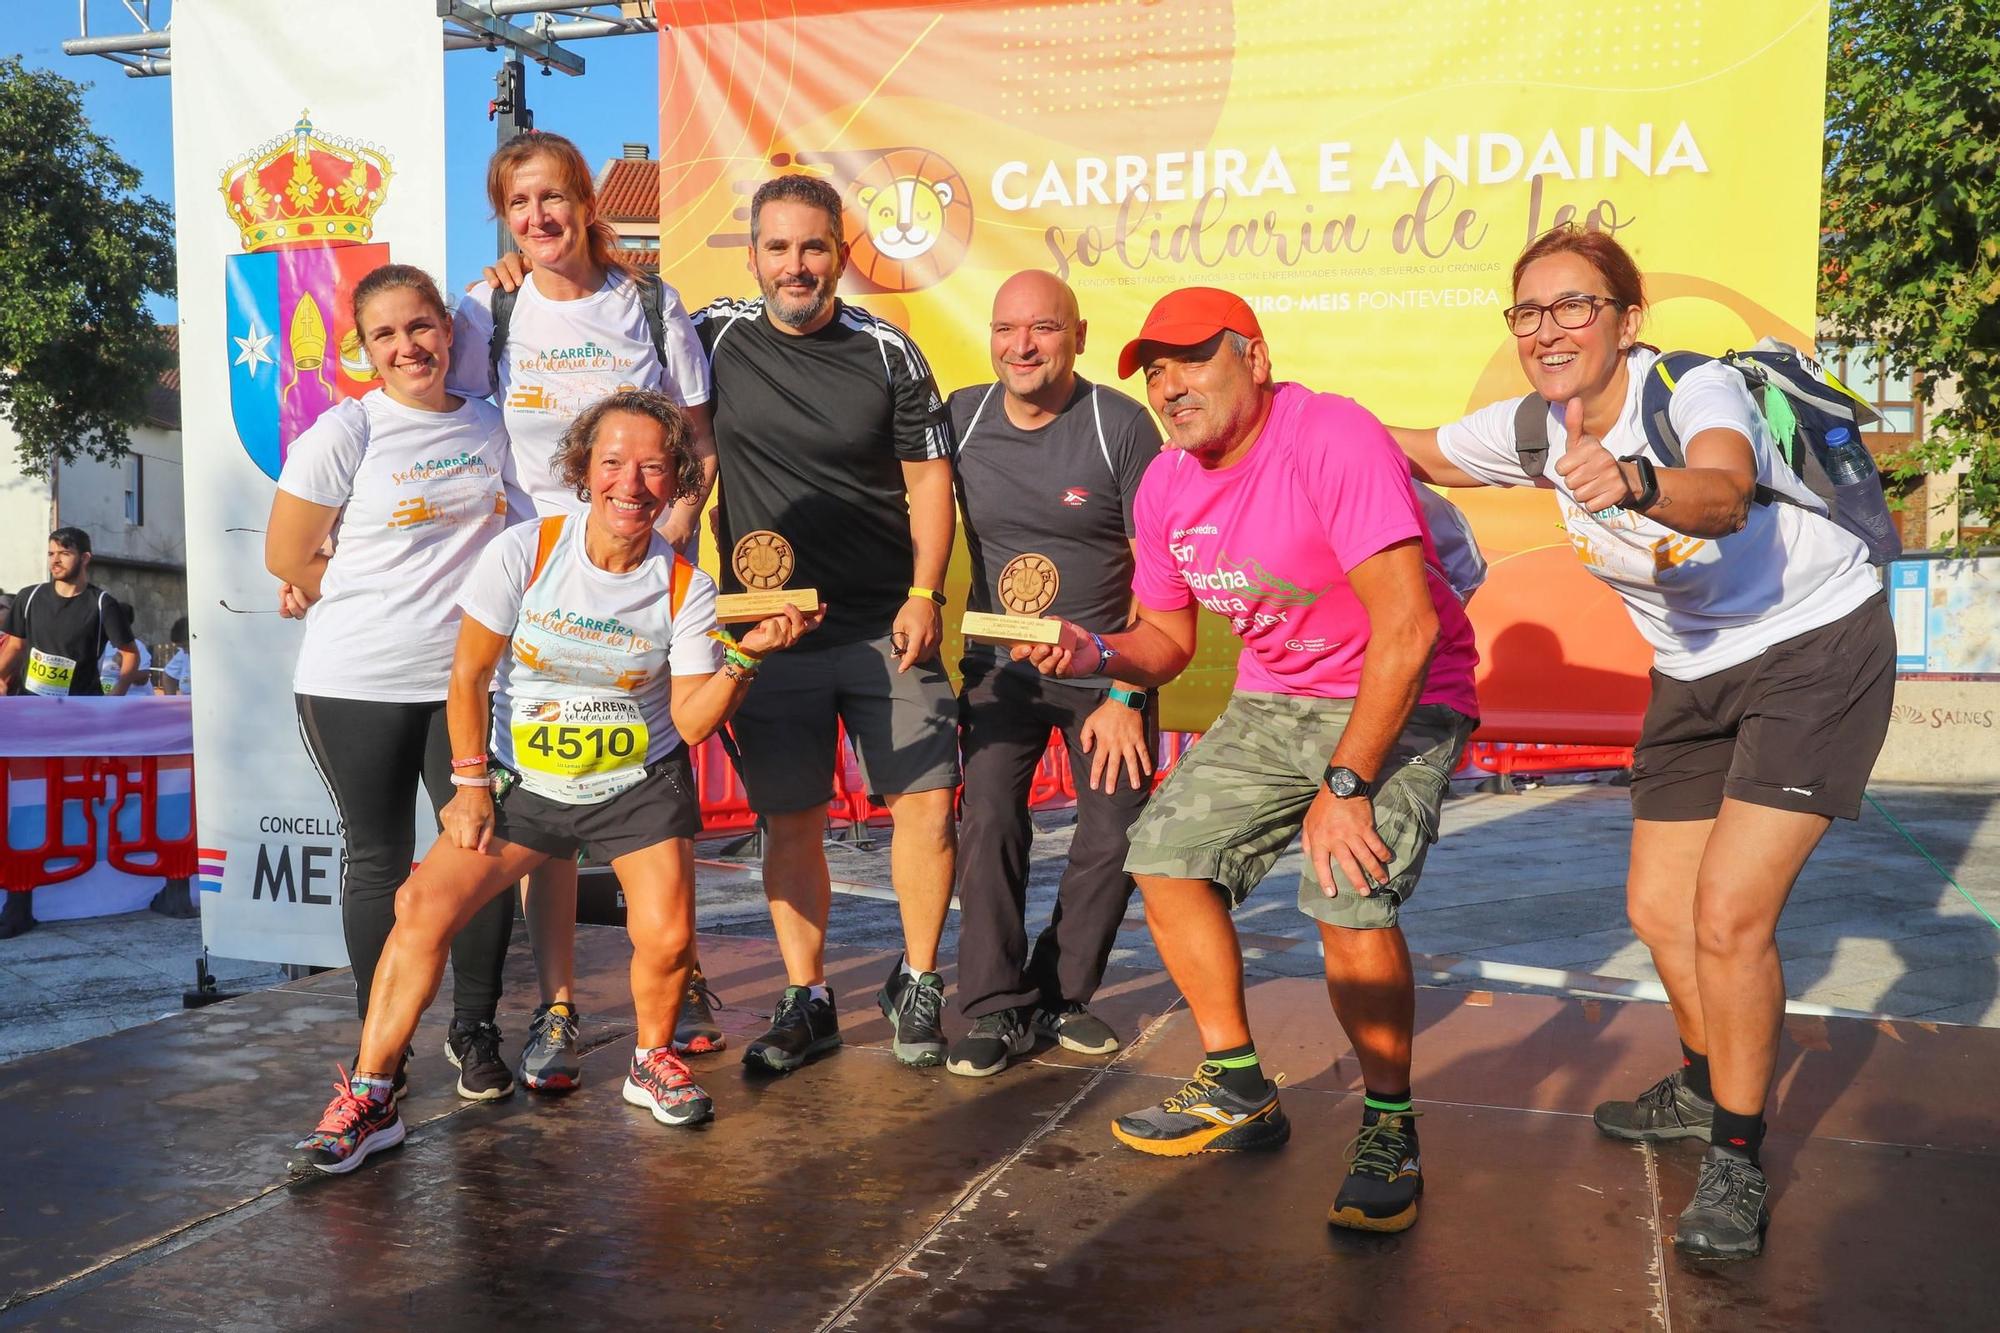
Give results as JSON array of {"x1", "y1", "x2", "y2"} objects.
[{"x1": 1502, "y1": 294, "x2": 1627, "y2": 337}]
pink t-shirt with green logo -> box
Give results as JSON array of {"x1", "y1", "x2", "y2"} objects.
[{"x1": 1131, "y1": 381, "x2": 1480, "y2": 717}]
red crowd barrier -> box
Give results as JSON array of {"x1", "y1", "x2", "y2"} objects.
[{"x1": 0, "y1": 755, "x2": 198, "y2": 892}]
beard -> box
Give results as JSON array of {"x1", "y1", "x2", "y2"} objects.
[{"x1": 763, "y1": 274, "x2": 835, "y2": 329}]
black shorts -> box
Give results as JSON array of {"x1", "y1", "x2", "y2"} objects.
[
  {"x1": 1630, "y1": 593, "x2": 1894, "y2": 822},
  {"x1": 492, "y1": 745, "x2": 700, "y2": 861}
]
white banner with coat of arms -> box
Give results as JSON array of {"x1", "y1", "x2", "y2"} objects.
[{"x1": 172, "y1": 0, "x2": 447, "y2": 965}]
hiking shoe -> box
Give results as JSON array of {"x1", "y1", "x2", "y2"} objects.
[
  {"x1": 877, "y1": 963, "x2": 947, "y2": 1068},
  {"x1": 1033, "y1": 1002, "x2": 1121, "y2": 1055},
  {"x1": 743, "y1": 985, "x2": 841, "y2": 1073},
  {"x1": 1594, "y1": 1069, "x2": 1715, "y2": 1143},
  {"x1": 288, "y1": 1067, "x2": 406, "y2": 1176},
  {"x1": 518, "y1": 1001, "x2": 582, "y2": 1092},
  {"x1": 1111, "y1": 1062, "x2": 1290, "y2": 1156},
  {"x1": 672, "y1": 971, "x2": 726, "y2": 1055},
  {"x1": 1675, "y1": 1147, "x2": 1770, "y2": 1259},
  {"x1": 1328, "y1": 1108, "x2": 1424, "y2": 1233},
  {"x1": 946, "y1": 1009, "x2": 1033, "y2": 1078},
  {"x1": 445, "y1": 1018, "x2": 515, "y2": 1101},
  {"x1": 622, "y1": 1048, "x2": 715, "y2": 1127}
]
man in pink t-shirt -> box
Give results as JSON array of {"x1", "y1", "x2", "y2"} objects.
[{"x1": 1020, "y1": 288, "x2": 1479, "y2": 1235}]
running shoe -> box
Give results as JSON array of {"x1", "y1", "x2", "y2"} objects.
[
  {"x1": 1675, "y1": 1147, "x2": 1770, "y2": 1259},
  {"x1": 672, "y1": 970, "x2": 726, "y2": 1055},
  {"x1": 518, "y1": 1001, "x2": 582, "y2": 1092},
  {"x1": 622, "y1": 1048, "x2": 715, "y2": 1127},
  {"x1": 1328, "y1": 1107, "x2": 1424, "y2": 1233},
  {"x1": 877, "y1": 962, "x2": 947, "y2": 1068},
  {"x1": 946, "y1": 1008, "x2": 1033, "y2": 1078},
  {"x1": 287, "y1": 1066, "x2": 406, "y2": 1176},
  {"x1": 445, "y1": 1018, "x2": 515, "y2": 1101},
  {"x1": 1111, "y1": 1062, "x2": 1290, "y2": 1156},
  {"x1": 743, "y1": 985, "x2": 841, "y2": 1073},
  {"x1": 1033, "y1": 1001, "x2": 1121, "y2": 1055},
  {"x1": 1593, "y1": 1068, "x2": 1715, "y2": 1143}
]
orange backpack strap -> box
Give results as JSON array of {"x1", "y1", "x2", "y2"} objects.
[
  {"x1": 667, "y1": 554, "x2": 696, "y2": 616},
  {"x1": 527, "y1": 516, "x2": 565, "y2": 586}
]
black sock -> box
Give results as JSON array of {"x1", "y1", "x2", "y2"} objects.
[
  {"x1": 1679, "y1": 1041, "x2": 1713, "y2": 1101},
  {"x1": 1363, "y1": 1088, "x2": 1416, "y2": 1135},
  {"x1": 1711, "y1": 1104, "x2": 1765, "y2": 1164},
  {"x1": 1204, "y1": 1042, "x2": 1268, "y2": 1098}
]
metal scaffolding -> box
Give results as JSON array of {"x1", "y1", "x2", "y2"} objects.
[{"x1": 61, "y1": 1, "x2": 660, "y2": 80}]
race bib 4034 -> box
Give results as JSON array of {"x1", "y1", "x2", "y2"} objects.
[{"x1": 25, "y1": 649, "x2": 77, "y2": 696}]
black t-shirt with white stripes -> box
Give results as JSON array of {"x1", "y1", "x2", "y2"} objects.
[
  {"x1": 694, "y1": 297, "x2": 953, "y2": 649},
  {"x1": 947, "y1": 377, "x2": 1159, "y2": 684}
]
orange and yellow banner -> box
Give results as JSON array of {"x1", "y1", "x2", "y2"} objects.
[{"x1": 657, "y1": 0, "x2": 1831, "y2": 732}]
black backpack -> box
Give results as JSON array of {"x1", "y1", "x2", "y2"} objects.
[
  {"x1": 487, "y1": 273, "x2": 671, "y2": 395},
  {"x1": 1512, "y1": 339, "x2": 1902, "y2": 564}
]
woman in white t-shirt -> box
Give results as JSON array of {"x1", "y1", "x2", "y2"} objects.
[
  {"x1": 267, "y1": 264, "x2": 530, "y2": 1105},
  {"x1": 1392, "y1": 228, "x2": 1893, "y2": 1261},
  {"x1": 450, "y1": 131, "x2": 722, "y2": 1073},
  {"x1": 288, "y1": 389, "x2": 817, "y2": 1177},
  {"x1": 156, "y1": 616, "x2": 191, "y2": 697}
]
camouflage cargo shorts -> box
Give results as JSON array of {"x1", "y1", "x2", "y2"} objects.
[{"x1": 1123, "y1": 692, "x2": 1475, "y2": 929}]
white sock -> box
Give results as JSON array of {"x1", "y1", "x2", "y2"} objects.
[
  {"x1": 901, "y1": 956, "x2": 928, "y2": 979},
  {"x1": 352, "y1": 1073, "x2": 393, "y2": 1103},
  {"x1": 807, "y1": 983, "x2": 831, "y2": 1003},
  {"x1": 635, "y1": 1043, "x2": 668, "y2": 1062}
]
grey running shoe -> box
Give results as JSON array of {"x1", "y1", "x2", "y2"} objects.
[
  {"x1": 518, "y1": 1001, "x2": 582, "y2": 1092},
  {"x1": 622, "y1": 1048, "x2": 714, "y2": 1127},
  {"x1": 445, "y1": 1019, "x2": 515, "y2": 1101},
  {"x1": 1329, "y1": 1108, "x2": 1423, "y2": 1233},
  {"x1": 744, "y1": 985, "x2": 841, "y2": 1073},
  {"x1": 1111, "y1": 1062, "x2": 1291, "y2": 1157},
  {"x1": 946, "y1": 1009, "x2": 1033, "y2": 1078},
  {"x1": 1675, "y1": 1147, "x2": 1770, "y2": 1259},
  {"x1": 1594, "y1": 1069, "x2": 1715, "y2": 1143},
  {"x1": 672, "y1": 970, "x2": 726, "y2": 1055},
  {"x1": 1033, "y1": 1002, "x2": 1121, "y2": 1055},
  {"x1": 877, "y1": 963, "x2": 947, "y2": 1068}
]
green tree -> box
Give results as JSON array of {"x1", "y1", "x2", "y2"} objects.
[{"x1": 0, "y1": 56, "x2": 175, "y2": 474}]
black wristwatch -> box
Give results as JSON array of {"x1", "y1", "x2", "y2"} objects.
[
  {"x1": 1621, "y1": 454, "x2": 1661, "y2": 511},
  {"x1": 1322, "y1": 764, "x2": 1374, "y2": 799}
]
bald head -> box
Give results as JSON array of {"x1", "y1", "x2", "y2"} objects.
[{"x1": 988, "y1": 270, "x2": 1086, "y2": 415}]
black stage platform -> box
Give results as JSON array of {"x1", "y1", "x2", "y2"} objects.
[{"x1": 4, "y1": 929, "x2": 1997, "y2": 1331}]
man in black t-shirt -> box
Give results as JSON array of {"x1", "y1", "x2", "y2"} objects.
[
  {"x1": 0, "y1": 527, "x2": 141, "y2": 938},
  {"x1": 943, "y1": 271, "x2": 1164, "y2": 1078},
  {"x1": 692, "y1": 174, "x2": 963, "y2": 1075},
  {"x1": 0, "y1": 527, "x2": 141, "y2": 698}
]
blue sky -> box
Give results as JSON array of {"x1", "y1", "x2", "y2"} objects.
[{"x1": 18, "y1": 2, "x2": 661, "y2": 322}]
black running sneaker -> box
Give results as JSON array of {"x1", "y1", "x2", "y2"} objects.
[
  {"x1": 744, "y1": 985, "x2": 841, "y2": 1072},
  {"x1": 1329, "y1": 1107, "x2": 1424, "y2": 1233},
  {"x1": 1594, "y1": 1069, "x2": 1715, "y2": 1143},
  {"x1": 288, "y1": 1067, "x2": 406, "y2": 1177},
  {"x1": 1111, "y1": 1062, "x2": 1291, "y2": 1156},
  {"x1": 1033, "y1": 1001, "x2": 1121, "y2": 1055},
  {"x1": 445, "y1": 1018, "x2": 515, "y2": 1102},
  {"x1": 672, "y1": 970, "x2": 726, "y2": 1055},
  {"x1": 877, "y1": 963, "x2": 947, "y2": 1068},
  {"x1": 1675, "y1": 1147, "x2": 1769, "y2": 1259},
  {"x1": 946, "y1": 1009, "x2": 1033, "y2": 1078}
]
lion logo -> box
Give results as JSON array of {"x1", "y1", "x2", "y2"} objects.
[{"x1": 842, "y1": 148, "x2": 972, "y2": 293}]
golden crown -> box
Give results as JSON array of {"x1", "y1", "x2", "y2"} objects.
[{"x1": 220, "y1": 111, "x2": 394, "y2": 253}]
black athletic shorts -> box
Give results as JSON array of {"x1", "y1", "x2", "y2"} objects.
[
  {"x1": 1630, "y1": 593, "x2": 1894, "y2": 822},
  {"x1": 492, "y1": 745, "x2": 700, "y2": 861}
]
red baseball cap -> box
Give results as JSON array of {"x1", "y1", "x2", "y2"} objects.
[{"x1": 1117, "y1": 287, "x2": 1264, "y2": 378}]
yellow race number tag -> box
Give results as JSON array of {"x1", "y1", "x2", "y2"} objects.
[
  {"x1": 25, "y1": 649, "x2": 78, "y2": 697},
  {"x1": 509, "y1": 697, "x2": 649, "y2": 803}
]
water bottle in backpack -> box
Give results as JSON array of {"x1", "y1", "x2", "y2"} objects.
[{"x1": 1819, "y1": 426, "x2": 1903, "y2": 563}]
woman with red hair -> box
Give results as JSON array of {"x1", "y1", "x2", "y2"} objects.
[{"x1": 1393, "y1": 226, "x2": 1892, "y2": 1261}]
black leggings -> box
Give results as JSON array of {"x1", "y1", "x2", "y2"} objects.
[{"x1": 295, "y1": 694, "x2": 514, "y2": 1024}]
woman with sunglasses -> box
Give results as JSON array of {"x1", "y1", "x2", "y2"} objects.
[{"x1": 1390, "y1": 227, "x2": 1891, "y2": 1261}]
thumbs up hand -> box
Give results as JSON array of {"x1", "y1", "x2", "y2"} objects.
[{"x1": 1552, "y1": 397, "x2": 1637, "y2": 514}]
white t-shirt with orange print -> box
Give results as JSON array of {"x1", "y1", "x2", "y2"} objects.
[{"x1": 279, "y1": 392, "x2": 527, "y2": 703}]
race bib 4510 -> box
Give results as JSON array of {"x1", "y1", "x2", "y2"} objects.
[{"x1": 509, "y1": 697, "x2": 648, "y2": 804}]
